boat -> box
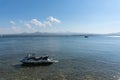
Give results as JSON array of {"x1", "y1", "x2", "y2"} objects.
[
  {"x1": 84, "y1": 35, "x2": 88, "y2": 38},
  {"x1": 20, "y1": 54, "x2": 58, "y2": 65}
]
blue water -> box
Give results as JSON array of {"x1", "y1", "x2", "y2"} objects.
[{"x1": 0, "y1": 36, "x2": 120, "y2": 80}]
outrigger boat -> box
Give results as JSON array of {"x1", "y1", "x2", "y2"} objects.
[{"x1": 20, "y1": 54, "x2": 58, "y2": 65}]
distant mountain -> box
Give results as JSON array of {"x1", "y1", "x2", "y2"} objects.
[
  {"x1": 11, "y1": 32, "x2": 120, "y2": 36},
  {"x1": 107, "y1": 32, "x2": 120, "y2": 36},
  {"x1": 0, "y1": 32, "x2": 103, "y2": 37},
  {"x1": 19, "y1": 32, "x2": 103, "y2": 36}
]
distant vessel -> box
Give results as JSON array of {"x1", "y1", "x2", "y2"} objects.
[
  {"x1": 20, "y1": 54, "x2": 58, "y2": 65},
  {"x1": 84, "y1": 35, "x2": 88, "y2": 38}
]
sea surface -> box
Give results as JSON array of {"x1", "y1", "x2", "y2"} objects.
[{"x1": 0, "y1": 36, "x2": 120, "y2": 80}]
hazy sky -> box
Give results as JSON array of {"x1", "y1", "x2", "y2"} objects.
[{"x1": 0, "y1": 0, "x2": 120, "y2": 34}]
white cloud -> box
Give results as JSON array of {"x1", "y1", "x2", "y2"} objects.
[
  {"x1": 44, "y1": 21, "x2": 52, "y2": 26},
  {"x1": 31, "y1": 19, "x2": 44, "y2": 27},
  {"x1": 25, "y1": 23, "x2": 32, "y2": 29},
  {"x1": 25, "y1": 23, "x2": 36, "y2": 32},
  {"x1": 8, "y1": 16, "x2": 61, "y2": 34},
  {"x1": 31, "y1": 16, "x2": 61, "y2": 27},
  {"x1": 10, "y1": 21, "x2": 16, "y2": 25},
  {"x1": 47, "y1": 16, "x2": 61, "y2": 23}
]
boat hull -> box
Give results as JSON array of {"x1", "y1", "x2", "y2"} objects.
[
  {"x1": 22, "y1": 61, "x2": 53, "y2": 64},
  {"x1": 21, "y1": 62, "x2": 53, "y2": 66},
  {"x1": 20, "y1": 59, "x2": 57, "y2": 66}
]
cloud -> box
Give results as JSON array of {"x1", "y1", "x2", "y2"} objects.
[
  {"x1": 10, "y1": 21, "x2": 16, "y2": 25},
  {"x1": 44, "y1": 21, "x2": 52, "y2": 26},
  {"x1": 31, "y1": 19, "x2": 45, "y2": 27},
  {"x1": 25, "y1": 23, "x2": 36, "y2": 32},
  {"x1": 47, "y1": 16, "x2": 61, "y2": 23},
  {"x1": 31, "y1": 16, "x2": 61, "y2": 27},
  {"x1": 9, "y1": 16, "x2": 61, "y2": 33},
  {"x1": 25, "y1": 23, "x2": 32, "y2": 29}
]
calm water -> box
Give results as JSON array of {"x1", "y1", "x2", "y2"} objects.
[{"x1": 0, "y1": 36, "x2": 120, "y2": 80}]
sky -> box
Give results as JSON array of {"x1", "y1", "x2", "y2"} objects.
[{"x1": 0, "y1": 0, "x2": 120, "y2": 34}]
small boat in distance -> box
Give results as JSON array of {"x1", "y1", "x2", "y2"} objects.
[
  {"x1": 20, "y1": 54, "x2": 58, "y2": 65},
  {"x1": 84, "y1": 35, "x2": 88, "y2": 38}
]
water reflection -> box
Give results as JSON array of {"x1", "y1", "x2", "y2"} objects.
[{"x1": 13, "y1": 63, "x2": 52, "y2": 69}]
